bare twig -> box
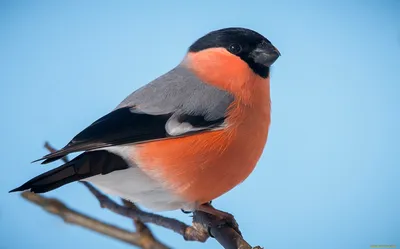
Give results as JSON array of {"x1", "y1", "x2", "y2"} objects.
[
  {"x1": 122, "y1": 200, "x2": 149, "y2": 233},
  {"x1": 20, "y1": 142, "x2": 262, "y2": 249},
  {"x1": 122, "y1": 200, "x2": 170, "y2": 249},
  {"x1": 21, "y1": 191, "x2": 170, "y2": 249}
]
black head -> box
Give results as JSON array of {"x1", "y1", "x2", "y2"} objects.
[{"x1": 189, "y1": 27, "x2": 280, "y2": 78}]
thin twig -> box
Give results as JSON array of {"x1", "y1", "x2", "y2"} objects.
[
  {"x1": 21, "y1": 191, "x2": 170, "y2": 249},
  {"x1": 122, "y1": 200, "x2": 168, "y2": 249},
  {"x1": 122, "y1": 200, "x2": 149, "y2": 233}
]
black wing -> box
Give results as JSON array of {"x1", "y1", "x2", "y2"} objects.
[{"x1": 36, "y1": 107, "x2": 225, "y2": 164}]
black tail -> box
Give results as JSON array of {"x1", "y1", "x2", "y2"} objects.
[{"x1": 10, "y1": 150, "x2": 129, "y2": 193}]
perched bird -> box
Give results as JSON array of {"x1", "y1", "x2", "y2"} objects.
[{"x1": 10, "y1": 27, "x2": 280, "y2": 219}]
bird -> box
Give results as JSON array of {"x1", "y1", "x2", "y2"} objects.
[{"x1": 10, "y1": 27, "x2": 280, "y2": 220}]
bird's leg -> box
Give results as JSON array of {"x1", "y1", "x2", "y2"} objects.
[
  {"x1": 180, "y1": 208, "x2": 192, "y2": 214},
  {"x1": 197, "y1": 202, "x2": 233, "y2": 220},
  {"x1": 181, "y1": 200, "x2": 212, "y2": 214},
  {"x1": 196, "y1": 202, "x2": 241, "y2": 236}
]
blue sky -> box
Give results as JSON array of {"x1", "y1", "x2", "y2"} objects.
[{"x1": 1, "y1": 1, "x2": 399, "y2": 249}]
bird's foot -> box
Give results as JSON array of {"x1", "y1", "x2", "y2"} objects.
[
  {"x1": 196, "y1": 202, "x2": 241, "y2": 237},
  {"x1": 181, "y1": 200, "x2": 212, "y2": 214}
]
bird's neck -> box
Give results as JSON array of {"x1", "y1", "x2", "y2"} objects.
[{"x1": 182, "y1": 49, "x2": 271, "y2": 106}]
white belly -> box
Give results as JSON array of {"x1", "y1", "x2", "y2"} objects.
[{"x1": 85, "y1": 146, "x2": 195, "y2": 211}]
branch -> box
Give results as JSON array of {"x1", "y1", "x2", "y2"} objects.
[
  {"x1": 20, "y1": 142, "x2": 262, "y2": 249},
  {"x1": 21, "y1": 191, "x2": 170, "y2": 249},
  {"x1": 122, "y1": 200, "x2": 164, "y2": 247}
]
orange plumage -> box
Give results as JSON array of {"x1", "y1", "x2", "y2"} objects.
[{"x1": 134, "y1": 48, "x2": 271, "y2": 204}]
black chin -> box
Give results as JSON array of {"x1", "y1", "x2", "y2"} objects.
[{"x1": 245, "y1": 60, "x2": 270, "y2": 78}]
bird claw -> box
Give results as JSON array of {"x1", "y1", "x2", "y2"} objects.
[
  {"x1": 181, "y1": 208, "x2": 192, "y2": 214},
  {"x1": 196, "y1": 202, "x2": 242, "y2": 237},
  {"x1": 206, "y1": 212, "x2": 241, "y2": 237}
]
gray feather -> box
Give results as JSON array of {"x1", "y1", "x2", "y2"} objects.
[{"x1": 118, "y1": 65, "x2": 234, "y2": 123}]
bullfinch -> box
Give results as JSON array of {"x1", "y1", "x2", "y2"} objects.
[{"x1": 10, "y1": 27, "x2": 280, "y2": 219}]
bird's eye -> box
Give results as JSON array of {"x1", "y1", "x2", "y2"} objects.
[{"x1": 227, "y1": 43, "x2": 242, "y2": 54}]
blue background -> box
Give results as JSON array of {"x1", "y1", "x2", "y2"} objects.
[{"x1": 1, "y1": 1, "x2": 399, "y2": 249}]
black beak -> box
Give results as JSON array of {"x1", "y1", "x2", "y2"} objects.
[{"x1": 250, "y1": 41, "x2": 280, "y2": 67}]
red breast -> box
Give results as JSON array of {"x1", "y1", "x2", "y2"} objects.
[{"x1": 131, "y1": 48, "x2": 271, "y2": 204}]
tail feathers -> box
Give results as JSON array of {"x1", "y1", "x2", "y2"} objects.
[
  {"x1": 9, "y1": 163, "x2": 82, "y2": 193},
  {"x1": 10, "y1": 150, "x2": 129, "y2": 193}
]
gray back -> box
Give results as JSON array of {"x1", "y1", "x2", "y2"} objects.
[{"x1": 117, "y1": 65, "x2": 234, "y2": 122}]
